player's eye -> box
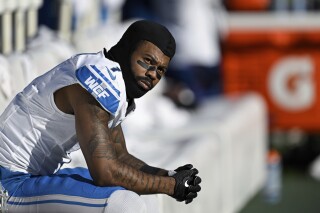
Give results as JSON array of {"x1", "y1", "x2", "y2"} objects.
[
  {"x1": 144, "y1": 58, "x2": 151, "y2": 64},
  {"x1": 157, "y1": 67, "x2": 167, "y2": 76}
]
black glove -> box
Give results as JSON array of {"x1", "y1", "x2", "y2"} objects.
[
  {"x1": 174, "y1": 164, "x2": 202, "y2": 202},
  {"x1": 171, "y1": 167, "x2": 201, "y2": 204}
]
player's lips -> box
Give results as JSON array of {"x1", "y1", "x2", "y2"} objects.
[{"x1": 137, "y1": 79, "x2": 152, "y2": 91}]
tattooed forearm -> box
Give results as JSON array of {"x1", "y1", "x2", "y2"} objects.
[
  {"x1": 86, "y1": 134, "x2": 173, "y2": 193},
  {"x1": 118, "y1": 153, "x2": 168, "y2": 176},
  {"x1": 110, "y1": 161, "x2": 175, "y2": 195},
  {"x1": 113, "y1": 164, "x2": 139, "y2": 189}
]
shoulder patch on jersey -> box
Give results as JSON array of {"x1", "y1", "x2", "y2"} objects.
[{"x1": 75, "y1": 65, "x2": 121, "y2": 115}]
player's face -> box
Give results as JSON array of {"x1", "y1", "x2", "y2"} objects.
[{"x1": 130, "y1": 41, "x2": 170, "y2": 92}]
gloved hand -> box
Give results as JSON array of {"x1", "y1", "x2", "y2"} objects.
[
  {"x1": 173, "y1": 164, "x2": 202, "y2": 202},
  {"x1": 171, "y1": 165, "x2": 201, "y2": 204}
]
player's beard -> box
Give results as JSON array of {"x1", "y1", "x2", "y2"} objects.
[{"x1": 121, "y1": 62, "x2": 148, "y2": 99}]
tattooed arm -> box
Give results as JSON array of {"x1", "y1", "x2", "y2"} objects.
[
  {"x1": 65, "y1": 84, "x2": 175, "y2": 195},
  {"x1": 111, "y1": 125, "x2": 169, "y2": 176}
]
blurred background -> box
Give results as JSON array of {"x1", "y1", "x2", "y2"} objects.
[{"x1": 1, "y1": 0, "x2": 320, "y2": 212}]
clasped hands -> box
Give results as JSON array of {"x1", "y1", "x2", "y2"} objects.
[{"x1": 170, "y1": 164, "x2": 202, "y2": 204}]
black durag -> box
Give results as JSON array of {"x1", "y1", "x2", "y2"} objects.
[{"x1": 105, "y1": 20, "x2": 176, "y2": 99}]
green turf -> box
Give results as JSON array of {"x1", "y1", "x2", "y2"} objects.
[{"x1": 240, "y1": 169, "x2": 320, "y2": 213}]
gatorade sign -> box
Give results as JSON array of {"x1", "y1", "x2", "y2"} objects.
[
  {"x1": 223, "y1": 28, "x2": 320, "y2": 131},
  {"x1": 268, "y1": 56, "x2": 316, "y2": 112}
]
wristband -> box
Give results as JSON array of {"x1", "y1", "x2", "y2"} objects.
[{"x1": 168, "y1": 170, "x2": 177, "y2": 176}]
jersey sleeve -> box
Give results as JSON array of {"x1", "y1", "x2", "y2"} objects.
[{"x1": 75, "y1": 64, "x2": 122, "y2": 116}]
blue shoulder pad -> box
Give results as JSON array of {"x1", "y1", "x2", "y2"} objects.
[{"x1": 75, "y1": 65, "x2": 121, "y2": 115}]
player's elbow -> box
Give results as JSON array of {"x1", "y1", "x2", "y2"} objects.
[
  {"x1": 91, "y1": 164, "x2": 118, "y2": 187},
  {"x1": 92, "y1": 172, "x2": 113, "y2": 186}
]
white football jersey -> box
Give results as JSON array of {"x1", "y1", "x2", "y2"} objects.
[{"x1": 0, "y1": 50, "x2": 133, "y2": 175}]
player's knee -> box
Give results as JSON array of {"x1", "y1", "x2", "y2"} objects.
[{"x1": 105, "y1": 190, "x2": 147, "y2": 213}]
